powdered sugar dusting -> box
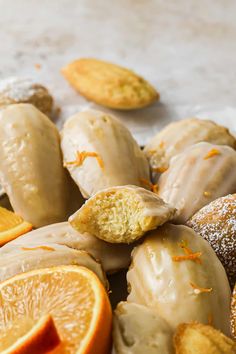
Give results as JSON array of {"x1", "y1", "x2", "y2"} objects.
[
  {"x1": 187, "y1": 194, "x2": 236, "y2": 287},
  {"x1": 0, "y1": 77, "x2": 38, "y2": 102}
]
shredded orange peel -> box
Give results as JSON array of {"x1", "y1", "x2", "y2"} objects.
[
  {"x1": 172, "y1": 240, "x2": 202, "y2": 264},
  {"x1": 190, "y1": 282, "x2": 213, "y2": 294},
  {"x1": 204, "y1": 148, "x2": 220, "y2": 160},
  {"x1": 22, "y1": 246, "x2": 55, "y2": 251},
  {"x1": 65, "y1": 151, "x2": 104, "y2": 169},
  {"x1": 140, "y1": 178, "x2": 159, "y2": 193}
]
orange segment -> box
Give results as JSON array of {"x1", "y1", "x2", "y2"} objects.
[
  {"x1": 0, "y1": 207, "x2": 33, "y2": 245},
  {"x1": 0, "y1": 266, "x2": 112, "y2": 354},
  {"x1": 0, "y1": 314, "x2": 60, "y2": 354}
]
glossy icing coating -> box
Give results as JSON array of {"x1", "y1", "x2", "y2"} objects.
[
  {"x1": 158, "y1": 142, "x2": 236, "y2": 223},
  {"x1": 0, "y1": 104, "x2": 83, "y2": 227},
  {"x1": 144, "y1": 118, "x2": 236, "y2": 182},
  {"x1": 0, "y1": 243, "x2": 106, "y2": 286},
  {"x1": 9, "y1": 222, "x2": 132, "y2": 273},
  {"x1": 61, "y1": 110, "x2": 150, "y2": 198},
  {"x1": 113, "y1": 302, "x2": 174, "y2": 354},
  {"x1": 127, "y1": 224, "x2": 231, "y2": 335}
]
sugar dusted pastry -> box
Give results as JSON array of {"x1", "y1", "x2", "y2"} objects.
[
  {"x1": 158, "y1": 142, "x2": 236, "y2": 223},
  {"x1": 61, "y1": 58, "x2": 159, "y2": 110},
  {"x1": 127, "y1": 224, "x2": 231, "y2": 335},
  {"x1": 0, "y1": 77, "x2": 53, "y2": 116},
  {"x1": 60, "y1": 110, "x2": 150, "y2": 198},
  {"x1": 69, "y1": 186, "x2": 176, "y2": 244},
  {"x1": 144, "y1": 118, "x2": 236, "y2": 180},
  {"x1": 187, "y1": 194, "x2": 236, "y2": 287},
  {"x1": 0, "y1": 243, "x2": 106, "y2": 286},
  {"x1": 9, "y1": 222, "x2": 133, "y2": 273},
  {"x1": 113, "y1": 302, "x2": 174, "y2": 354},
  {"x1": 174, "y1": 323, "x2": 236, "y2": 354},
  {"x1": 0, "y1": 104, "x2": 83, "y2": 227},
  {"x1": 231, "y1": 284, "x2": 236, "y2": 339}
]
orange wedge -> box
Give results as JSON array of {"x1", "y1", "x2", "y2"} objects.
[
  {"x1": 0, "y1": 314, "x2": 60, "y2": 354},
  {"x1": 0, "y1": 265, "x2": 112, "y2": 354},
  {"x1": 0, "y1": 207, "x2": 33, "y2": 245}
]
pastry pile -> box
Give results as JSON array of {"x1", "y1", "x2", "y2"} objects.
[{"x1": 0, "y1": 71, "x2": 235, "y2": 353}]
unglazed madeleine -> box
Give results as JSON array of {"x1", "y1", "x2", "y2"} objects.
[
  {"x1": 0, "y1": 243, "x2": 106, "y2": 286},
  {"x1": 113, "y1": 302, "x2": 174, "y2": 354},
  {"x1": 127, "y1": 224, "x2": 231, "y2": 335},
  {"x1": 231, "y1": 284, "x2": 236, "y2": 339},
  {"x1": 187, "y1": 194, "x2": 236, "y2": 288},
  {"x1": 9, "y1": 222, "x2": 133, "y2": 273},
  {"x1": 158, "y1": 142, "x2": 236, "y2": 223},
  {"x1": 0, "y1": 104, "x2": 83, "y2": 227},
  {"x1": 61, "y1": 110, "x2": 150, "y2": 198},
  {"x1": 61, "y1": 58, "x2": 159, "y2": 110},
  {"x1": 174, "y1": 323, "x2": 236, "y2": 354},
  {"x1": 144, "y1": 118, "x2": 236, "y2": 181},
  {"x1": 69, "y1": 186, "x2": 176, "y2": 244},
  {"x1": 0, "y1": 77, "x2": 54, "y2": 116}
]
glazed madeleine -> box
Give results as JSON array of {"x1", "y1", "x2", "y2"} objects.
[
  {"x1": 9, "y1": 222, "x2": 133, "y2": 273},
  {"x1": 187, "y1": 194, "x2": 236, "y2": 288},
  {"x1": 113, "y1": 302, "x2": 174, "y2": 354},
  {"x1": 0, "y1": 243, "x2": 106, "y2": 286},
  {"x1": 60, "y1": 110, "x2": 150, "y2": 198},
  {"x1": 144, "y1": 118, "x2": 236, "y2": 181},
  {"x1": 69, "y1": 185, "x2": 176, "y2": 244},
  {"x1": 0, "y1": 104, "x2": 83, "y2": 227},
  {"x1": 158, "y1": 142, "x2": 236, "y2": 223},
  {"x1": 127, "y1": 224, "x2": 231, "y2": 335}
]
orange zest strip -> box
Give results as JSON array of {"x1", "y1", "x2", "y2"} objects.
[
  {"x1": 190, "y1": 282, "x2": 213, "y2": 294},
  {"x1": 65, "y1": 151, "x2": 104, "y2": 169},
  {"x1": 204, "y1": 148, "x2": 220, "y2": 160},
  {"x1": 172, "y1": 240, "x2": 202, "y2": 264},
  {"x1": 22, "y1": 246, "x2": 55, "y2": 251},
  {"x1": 172, "y1": 252, "x2": 202, "y2": 263},
  {"x1": 140, "y1": 178, "x2": 159, "y2": 193},
  {"x1": 152, "y1": 166, "x2": 168, "y2": 173}
]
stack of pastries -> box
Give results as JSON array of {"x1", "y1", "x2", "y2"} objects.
[{"x1": 0, "y1": 98, "x2": 235, "y2": 353}]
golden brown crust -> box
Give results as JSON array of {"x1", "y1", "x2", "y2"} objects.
[
  {"x1": 61, "y1": 58, "x2": 159, "y2": 110},
  {"x1": 174, "y1": 322, "x2": 236, "y2": 354}
]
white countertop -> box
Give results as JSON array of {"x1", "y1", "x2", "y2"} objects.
[{"x1": 1, "y1": 0, "x2": 236, "y2": 144}]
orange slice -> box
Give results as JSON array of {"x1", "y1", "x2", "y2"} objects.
[
  {"x1": 0, "y1": 314, "x2": 60, "y2": 354},
  {"x1": 0, "y1": 265, "x2": 112, "y2": 354},
  {"x1": 0, "y1": 207, "x2": 33, "y2": 245}
]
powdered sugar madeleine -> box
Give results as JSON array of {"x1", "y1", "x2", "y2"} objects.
[
  {"x1": 0, "y1": 104, "x2": 83, "y2": 227},
  {"x1": 0, "y1": 77, "x2": 54, "y2": 116},
  {"x1": 69, "y1": 186, "x2": 176, "y2": 244},
  {"x1": 61, "y1": 110, "x2": 150, "y2": 198},
  {"x1": 0, "y1": 242, "x2": 107, "y2": 286},
  {"x1": 187, "y1": 194, "x2": 236, "y2": 288},
  {"x1": 158, "y1": 142, "x2": 236, "y2": 223},
  {"x1": 61, "y1": 58, "x2": 159, "y2": 110},
  {"x1": 9, "y1": 222, "x2": 133, "y2": 273},
  {"x1": 127, "y1": 224, "x2": 231, "y2": 335},
  {"x1": 144, "y1": 118, "x2": 236, "y2": 181},
  {"x1": 113, "y1": 302, "x2": 174, "y2": 354},
  {"x1": 174, "y1": 323, "x2": 236, "y2": 354}
]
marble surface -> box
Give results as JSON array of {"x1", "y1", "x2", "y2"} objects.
[{"x1": 1, "y1": 0, "x2": 236, "y2": 144}]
